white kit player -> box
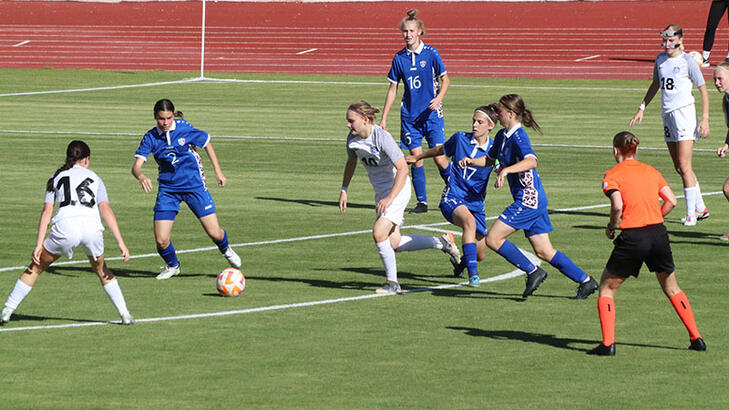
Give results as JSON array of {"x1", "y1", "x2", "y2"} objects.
[
  {"x1": 338, "y1": 100, "x2": 459, "y2": 295},
  {"x1": 1, "y1": 140, "x2": 133, "y2": 326},
  {"x1": 631, "y1": 24, "x2": 711, "y2": 226}
]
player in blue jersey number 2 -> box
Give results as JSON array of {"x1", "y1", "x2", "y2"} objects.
[
  {"x1": 132, "y1": 99, "x2": 241, "y2": 280},
  {"x1": 381, "y1": 9, "x2": 451, "y2": 214},
  {"x1": 406, "y1": 105, "x2": 500, "y2": 288},
  {"x1": 460, "y1": 94, "x2": 598, "y2": 299}
]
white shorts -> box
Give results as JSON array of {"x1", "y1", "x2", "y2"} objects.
[
  {"x1": 43, "y1": 218, "x2": 105, "y2": 260},
  {"x1": 374, "y1": 180, "x2": 411, "y2": 226},
  {"x1": 663, "y1": 105, "x2": 699, "y2": 142}
]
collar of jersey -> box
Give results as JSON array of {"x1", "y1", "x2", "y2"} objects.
[
  {"x1": 406, "y1": 42, "x2": 424, "y2": 65},
  {"x1": 156, "y1": 120, "x2": 178, "y2": 145},
  {"x1": 469, "y1": 134, "x2": 490, "y2": 150},
  {"x1": 504, "y1": 122, "x2": 523, "y2": 138}
]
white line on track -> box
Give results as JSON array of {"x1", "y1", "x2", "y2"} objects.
[
  {"x1": 11, "y1": 40, "x2": 30, "y2": 47},
  {"x1": 575, "y1": 54, "x2": 600, "y2": 62},
  {"x1": 296, "y1": 48, "x2": 317, "y2": 55}
]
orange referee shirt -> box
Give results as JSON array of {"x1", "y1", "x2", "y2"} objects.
[{"x1": 602, "y1": 159, "x2": 668, "y2": 229}]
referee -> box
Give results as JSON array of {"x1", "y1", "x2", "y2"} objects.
[{"x1": 588, "y1": 131, "x2": 706, "y2": 356}]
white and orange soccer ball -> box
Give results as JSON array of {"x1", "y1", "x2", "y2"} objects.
[
  {"x1": 216, "y1": 267, "x2": 245, "y2": 296},
  {"x1": 688, "y1": 51, "x2": 703, "y2": 67}
]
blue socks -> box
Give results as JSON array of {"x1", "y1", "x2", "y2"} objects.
[
  {"x1": 549, "y1": 251, "x2": 588, "y2": 283},
  {"x1": 157, "y1": 242, "x2": 179, "y2": 268},
  {"x1": 439, "y1": 163, "x2": 451, "y2": 184},
  {"x1": 463, "y1": 242, "x2": 478, "y2": 279},
  {"x1": 496, "y1": 240, "x2": 536, "y2": 273},
  {"x1": 214, "y1": 230, "x2": 229, "y2": 254},
  {"x1": 411, "y1": 165, "x2": 427, "y2": 203}
]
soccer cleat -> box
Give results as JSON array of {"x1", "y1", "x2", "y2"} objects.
[
  {"x1": 682, "y1": 214, "x2": 696, "y2": 226},
  {"x1": 375, "y1": 281, "x2": 402, "y2": 295},
  {"x1": 522, "y1": 266, "x2": 548, "y2": 298},
  {"x1": 571, "y1": 276, "x2": 599, "y2": 300},
  {"x1": 696, "y1": 207, "x2": 710, "y2": 221},
  {"x1": 587, "y1": 343, "x2": 616, "y2": 356},
  {"x1": 0, "y1": 308, "x2": 12, "y2": 325},
  {"x1": 120, "y1": 312, "x2": 135, "y2": 326},
  {"x1": 453, "y1": 257, "x2": 467, "y2": 278},
  {"x1": 720, "y1": 234, "x2": 729, "y2": 241},
  {"x1": 689, "y1": 337, "x2": 706, "y2": 351},
  {"x1": 223, "y1": 247, "x2": 242, "y2": 269},
  {"x1": 439, "y1": 232, "x2": 461, "y2": 269},
  {"x1": 468, "y1": 275, "x2": 480, "y2": 288},
  {"x1": 701, "y1": 58, "x2": 710, "y2": 68},
  {"x1": 408, "y1": 201, "x2": 428, "y2": 214},
  {"x1": 156, "y1": 265, "x2": 180, "y2": 280}
]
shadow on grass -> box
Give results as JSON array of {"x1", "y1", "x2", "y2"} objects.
[
  {"x1": 46, "y1": 265, "x2": 214, "y2": 279},
  {"x1": 447, "y1": 326, "x2": 683, "y2": 352},
  {"x1": 255, "y1": 196, "x2": 375, "y2": 210},
  {"x1": 6, "y1": 313, "x2": 109, "y2": 324},
  {"x1": 572, "y1": 224, "x2": 727, "y2": 245}
]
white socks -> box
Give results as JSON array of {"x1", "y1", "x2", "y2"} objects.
[
  {"x1": 376, "y1": 240, "x2": 398, "y2": 283},
  {"x1": 703, "y1": 50, "x2": 711, "y2": 60},
  {"x1": 684, "y1": 186, "x2": 697, "y2": 217},
  {"x1": 396, "y1": 235, "x2": 441, "y2": 252},
  {"x1": 4, "y1": 279, "x2": 32, "y2": 312},
  {"x1": 103, "y1": 279, "x2": 130, "y2": 316},
  {"x1": 695, "y1": 183, "x2": 707, "y2": 212}
]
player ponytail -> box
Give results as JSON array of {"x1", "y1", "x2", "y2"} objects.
[
  {"x1": 348, "y1": 100, "x2": 380, "y2": 123},
  {"x1": 46, "y1": 140, "x2": 91, "y2": 192},
  {"x1": 499, "y1": 94, "x2": 542, "y2": 134},
  {"x1": 474, "y1": 104, "x2": 499, "y2": 126},
  {"x1": 153, "y1": 98, "x2": 184, "y2": 118},
  {"x1": 612, "y1": 131, "x2": 640, "y2": 157},
  {"x1": 399, "y1": 9, "x2": 426, "y2": 36}
]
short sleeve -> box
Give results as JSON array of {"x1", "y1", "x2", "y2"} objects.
[
  {"x1": 602, "y1": 172, "x2": 619, "y2": 196},
  {"x1": 185, "y1": 122, "x2": 211, "y2": 148},
  {"x1": 387, "y1": 56, "x2": 401, "y2": 84},
  {"x1": 134, "y1": 133, "x2": 153, "y2": 160},
  {"x1": 44, "y1": 188, "x2": 55, "y2": 204},
  {"x1": 686, "y1": 54, "x2": 706, "y2": 87},
  {"x1": 379, "y1": 131, "x2": 404, "y2": 163},
  {"x1": 96, "y1": 177, "x2": 109, "y2": 204},
  {"x1": 487, "y1": 132, "x2": 500, "y2": 160},
  {"x1": 431, "y1": 48, "x2": 447, "y2": 77},
  {"x1": 443, "y1": 132, "x2": 459, "y2": 158}
]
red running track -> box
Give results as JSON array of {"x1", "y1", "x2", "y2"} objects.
[{"x1": 0, "y1": 1, "x2": 725, "y2": 79}]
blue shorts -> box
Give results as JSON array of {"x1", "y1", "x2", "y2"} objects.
[
  {"x1": 400, "y1": 111, "x2": 445, "y2": 150},
  {"x1": 154, "y1": 189, "x2": 217, "y2": 221},
  {"x1": 440, "y1": 196, "x2": 487, "y2": 236},
  {"x1": 498, "y1": 201, "x2": 553, "y2": 237}
]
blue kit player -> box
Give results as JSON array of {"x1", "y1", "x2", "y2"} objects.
[
  {"x1": 460, "y1": 94, "x2": 598, "y2": 299},
  {"x1": 407, "y1": 105, "x2": 499, "y2": 287},
  {"x1": 380, "y1": 9, "x2": 451, "y2": 214},
  {"x1": 132, "y1": 99, "x2": 241, "y2": 280}
]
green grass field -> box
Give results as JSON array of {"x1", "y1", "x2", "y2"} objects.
[{"x1": 1, "y1": 68, "x2": 728, "y2": 408}]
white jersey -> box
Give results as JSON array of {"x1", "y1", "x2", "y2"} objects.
[
  {"x1": 44, "y1": 165, "x2": 108, "y2": 230},
  {"x1": 346, "y1": 125, "x2": 406, "y2": 199},
  {"x1": 653, "y1": 52, "x2": 706, "y2": 115}
]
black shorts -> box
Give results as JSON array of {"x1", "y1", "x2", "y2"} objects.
[{"x1": 605, "y1": 223, "x2": 675, "y2": 278}]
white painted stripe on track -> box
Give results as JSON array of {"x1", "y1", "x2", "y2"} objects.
[
  {"x1": 296, "y1": 48, "x2": 318, "y2": 55},
  {"x1": 575, "y1": 54, "x2": 600, "y2": 62},
  {"x1": 11, "y1": 40, "x2": 30, "y2": 47}
]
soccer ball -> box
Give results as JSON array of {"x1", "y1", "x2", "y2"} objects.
[
  {"x1": 216, "y1": 268, "x2": 245, "y2": 296},
  {"x1": 688, "y1": 51, "x2": 703, "y2": 67}
]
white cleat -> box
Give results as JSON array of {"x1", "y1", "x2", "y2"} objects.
[
  {"x1": 120, "y1": 312, "x2": 135, "y2": 325},
  {"x1": 223, "y1": 247, "x2": 242, "y2": 269},
  {"x1": 439, "y1": 232, "x2": 461, "y2": 268},
  {"x1": 156, "y1": 265, "x2": 180, "y2": 280},
  {"x1": 682, "y1": 215, "x2": 697, "y2": 226},
  {"x1": 0, "y1": 308, "x2": 12, "y2": 325}
]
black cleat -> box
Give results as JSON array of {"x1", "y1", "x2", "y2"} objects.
[
  {"x1": 571, "y1": 276, "x2": 599, "y2": 300},
  {"x1": 689, "y1": 338, "x2": 706, "y2": 351},
  {"x1": 453, "y1": 257, "x2": 467, "y2": 278},
  {"x1": 408, "y1": 202, "x2": 428, "y2": 214},
  {"x1": 522, "y1": 266, "x2": 547, "y2": 298},
  {"x1": 587, "y1": 343, "x2": 616, "y2": 356}
]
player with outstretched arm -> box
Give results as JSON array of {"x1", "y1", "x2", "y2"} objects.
[
  {"x1": 459, "y1": 94, "x2": 598, "y2": 299},
  {"x1": 339, "y1": 100, "x2": 460, "y2": 294},
  {"x1": 1, "y1": 140, "x2": 133, "y2": 325}
]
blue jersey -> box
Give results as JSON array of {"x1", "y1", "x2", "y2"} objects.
[
  {"x1": 487, "y1": 124, "x2": 547, "y2": 210},
  {"x1": 442, "y1": 132, "x2": 493, "y2": 211},
  {"x1": 387, "y1": 42, "x2": 447, "y2": 121},
  {"x1": 135, "y1": 119, "x2": 211, "y2": 192}
]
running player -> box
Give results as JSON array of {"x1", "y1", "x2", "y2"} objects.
[
  {"x1": 132, "y1": 99, "x2": 241, "y2": 280},
  {"x1": 406, "y1": 104, "x2": 499, "y2": 288},
  {"x1": 459, "y1": 94, "x2": 598, "y2": 299},
  {"x1": 339, "y1": 100, "x2": 460, "y2": 294},
  {"x1": 1, "y1": 140, "x2": 133, "y2": 325},
  {"x1": 712, "y1": 61, "x2": 729, "y2": 240},
  {"x1": 380, "y1": 9, "x2": 450, "y2": 214},
  {"x1": 630, "y1": 24, "x2": 711, "y2": 226},
  {"x1": 588, "y1": 131, "x2": 705, "y2": 356}
]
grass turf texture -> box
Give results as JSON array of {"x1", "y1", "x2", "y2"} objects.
[{"x1": 1, "y1": 68, "x2": 728, "y2": 408}]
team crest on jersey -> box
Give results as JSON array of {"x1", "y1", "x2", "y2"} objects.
[
  {"x1": 177, "y1": 138, "x2": 186, "y2": 146},
  {"x1": 673, "y1": 66, "x2": 680, "y2": 74},
  {"x1": 420, "y1": 61, "x2": 426, "y2": 68}
]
